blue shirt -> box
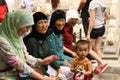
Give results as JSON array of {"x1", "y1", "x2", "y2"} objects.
[{"x1": 48, "y1": 33, "x2": 73, "y2": 65}]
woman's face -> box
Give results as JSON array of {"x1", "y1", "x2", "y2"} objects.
[
  {"x1": 36, "y1": 19, "x2": 48, "y2": 34},
  {"x1": 68, "y1": 18, "x2": 78, "y2": 27},
  {"x1": 17, "y1": 26, "x2": 30, "y2": 36},
  {"x1": 55, "y1": 18, "x2": 65, "y2": 30}
]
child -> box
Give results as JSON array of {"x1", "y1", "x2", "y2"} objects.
[{"x1": 71, "y1": 40, "x2": 93, "y2": 80}]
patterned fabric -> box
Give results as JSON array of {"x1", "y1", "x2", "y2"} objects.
[
  {"x1": 71, "y1": 57, "x2": 91, "y2": 73},
  {"x1": 0, "y1": 10, "x2": 37, "y2": 79},
  {"x1": 21, "y1": 0, "x2": 35, "y2": 13}
]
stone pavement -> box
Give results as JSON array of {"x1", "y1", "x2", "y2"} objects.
[{"x1": 93, "y1": 57, "x2": 120, "y2": 80}]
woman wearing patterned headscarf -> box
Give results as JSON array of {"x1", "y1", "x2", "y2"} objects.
[{"x1": 0, "y1": 9, "x2": 58, "y2": 80}]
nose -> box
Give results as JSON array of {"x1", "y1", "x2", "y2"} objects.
[{"x1": 25, "y1": 27, "x2": 30, "y2": 32}]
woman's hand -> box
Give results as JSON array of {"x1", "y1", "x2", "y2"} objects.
[
  {"x1": 42, "y1": 76, "x2": 53, "y2": 80},
  {"x1": 38, "y1": 55, "x2": 59, "y2": 65},
  {"x1": 71, "y1": 52, "x2": 77, "y2": 58},
  {"x1": 86, "y1": 34, "x2": 91, "y2": 42}
]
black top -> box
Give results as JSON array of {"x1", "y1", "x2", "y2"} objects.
[{"x1": 81, "y1": 0, "x2": 92, "y2": 18}]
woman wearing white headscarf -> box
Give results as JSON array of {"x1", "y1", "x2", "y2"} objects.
[
  {"x1": 0, "y1": 9, "x2": 58, "y2": 80},
  {"x1": 87, "y1": 0, "x2": 109, "y2": 74}
]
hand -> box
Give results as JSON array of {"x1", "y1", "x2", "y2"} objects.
[
  {"x1": 42, "y1": 76, "x2": 53, "y2": 80},
  {"x1": 86, "y1": 34, "x2": 91, "y2": 42},
  {"x1": 38, "y1": 55, "x2": 59, "y2": 65},
  {"x1": 71, "y1": 52, "x2": 77, "y2": 58}
]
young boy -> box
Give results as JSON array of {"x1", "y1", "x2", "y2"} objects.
[{"x1": 70, "y1": 40, "x2": 93, "y2": 80}]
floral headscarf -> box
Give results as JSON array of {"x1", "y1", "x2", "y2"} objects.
[{"x1": 0, "y1": 9, "x2": 34, "y2": 62}]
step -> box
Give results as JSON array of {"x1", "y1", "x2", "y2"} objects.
[{"x1": 102, "y1": 45, "x2": 120, "y2": 59}]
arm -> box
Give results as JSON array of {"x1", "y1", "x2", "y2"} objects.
[
  {"x1": 64, "y1": 46, "x2": 77, "y2": 57},
  {"x1": 70, "y1": 58, "x2": 78, "y2": 73},
  {"x1": 77, "y1": 0, "x2": 87, "y2": 13},
  {"x1": 104, "y1": 10, "x2": 110, "y2": 20},
  {"x1": 84, "y1": 61, "x2": 92, "y2": 75},
  {"x1": 24, "y1": 39, "x2": 59, "y2": 65},
  {"x1": 87, "y1": 9, "x2": 95, "y2": 41},
  {"x1": 0, "y1": 41, "x2": 53, "y2": 80}
]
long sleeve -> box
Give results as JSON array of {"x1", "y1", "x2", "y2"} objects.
[{"x1": 0, "y1": 38, "x2": 35, "y2": 77}]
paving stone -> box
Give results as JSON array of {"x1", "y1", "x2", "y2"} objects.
[
  {"x1": 94, "y1": 67, "x2": 120, "y2": 80},
  {"x1": 94, "y1": 73, "x2": 120, "y2": 80}
]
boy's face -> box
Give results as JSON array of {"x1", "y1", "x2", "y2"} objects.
[{"x1": 76, "y1": 44, "x2": 89, "y2": 59}]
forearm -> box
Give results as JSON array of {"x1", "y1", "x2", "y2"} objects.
[
  {"x1": 64, "y1": 46, "x2": 77, "y2": 57},
  {"x1": 87, "y1": 10, "x2": 95, "y2": 35},
  {"x1": 78, "y1": 0, "x2": 87, "y2": 11},
  {"x1": 30, "y1": 71, "x2": 44, "y2": 80},
  {"x1": 84, "y1": 71, "x2": 92, "y2": 76},
  {"x1": 37, "y1": 55, "x2": 59, "y2": 65}
]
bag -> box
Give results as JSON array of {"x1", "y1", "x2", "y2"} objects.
[{"x1": 0, "y1": 4, "x2": 8, "y2": 22}]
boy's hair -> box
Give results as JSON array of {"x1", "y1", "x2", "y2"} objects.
[{"x1": 74, "y1": 39, "x2": 90, "y2": 51}]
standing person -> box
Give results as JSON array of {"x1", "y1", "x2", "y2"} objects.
[
  {"x1": 87, "y1": 0, "x2": 109, "y2": 74},
  {"x1": 0, "y1": 9, "x2": 59, "y2": 80},
  {"x1": 71, "y1": 40, "x2": 93, "y2": 80},
  {"x1": 48, "y1": 9, "x2": 75, "y2": 80},
  {"x1": 77, "y1": 0, "x2": 94, "y2": 61},
  {"x1": 23, "y1": 11, "x2": 67, "y2": 80},
  {"x1": 77, "y1": 0, "x2": 92, "y2": 36},
  {"x1": 21, "y1": 0, "x2": 36, "y2": 14}
]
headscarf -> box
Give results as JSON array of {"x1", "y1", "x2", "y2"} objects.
[
  {"x1": 66, "y1": 9, "x2": 79, "y2": 22},
  {"x1": 49, "y1": 9, "x2": 65, "y2": 35},
  {"x1": 0, "y1": 9, "x2": 34, "y2": 62},
  {"x1": 24, "y1": 12, "x2": 53, "y2": 44}
]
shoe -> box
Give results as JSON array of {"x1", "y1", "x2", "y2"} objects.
[
  {"x1": 93, "y1": 68, "x2": 100, "y2": 74},
  {"x1": 99, "y1": 63, "x2": 108, "y2": 74},
  {"x1": 93, "y1": 63, "x2": 108, "y2": 74}
]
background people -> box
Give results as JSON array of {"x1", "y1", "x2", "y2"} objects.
[
  {"x1": 0, "y1": 9, "x2": 58, "y2": 80},
  {"x1": 87, "y1": 0, "x2": 109, "y2": 74},
  {"x1": 21, "y1": 0, "x2": 36, "y2": 14}
]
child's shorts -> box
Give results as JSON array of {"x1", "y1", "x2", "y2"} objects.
[{"x1": 90, "y1": 26, "x2": 105, "y2": 39}]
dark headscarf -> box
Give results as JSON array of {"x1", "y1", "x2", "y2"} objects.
[
  {"x1": 24, "y1": 12, "x2": 53, "y2": 44},
  {"x1": 49, "y1": 9, "x2": 65, "y2": 35}
]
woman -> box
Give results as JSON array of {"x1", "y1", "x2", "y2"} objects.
[
  {"x1": 48, "y1": 9, "x2": 75, "y2": 80},
  {"x1": 23, "y1": 12, "x2": 67, "y2": 79},
  {"x1": 87, "y1": 0, "x2": 109, "y2": 74},
  {"x1": 62, "y1": 9, "x2": 79, "y2": 57},
  {"x1": 0, "y1": 9, "x2": 58, "y2": 80},
  {"x1": 48, "y1": 9, "x2": 76, "y2": 65}
]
